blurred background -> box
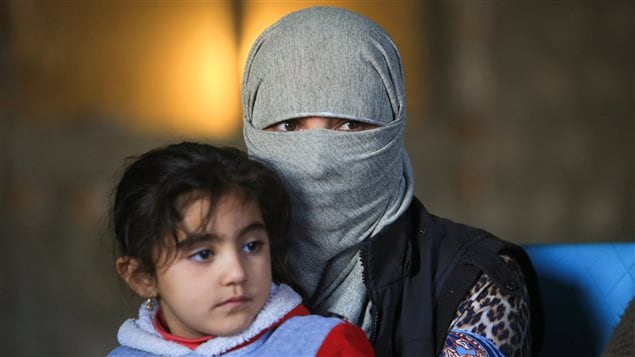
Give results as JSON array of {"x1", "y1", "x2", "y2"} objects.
[{"x1": 1, "y1": 1, "x2": 632, "y2": 355}]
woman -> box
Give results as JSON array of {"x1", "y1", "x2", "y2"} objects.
[{"x1": 242, "y1": 7, "x2": 540, "y2": 356}]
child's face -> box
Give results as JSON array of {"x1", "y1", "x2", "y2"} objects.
[{"x1": 153, "y1": 193, "x2": 272, "y2": 338}]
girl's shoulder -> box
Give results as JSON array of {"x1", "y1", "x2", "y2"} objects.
[{"x1": 261, "y1": 315, "x2": 374, "y2": 356}]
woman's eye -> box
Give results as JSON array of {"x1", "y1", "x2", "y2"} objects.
[
  {"x1": 337, "y1": 121, "x2": 363, "y2": 131},
  {"x1": 265, "y1": 120, "x2": 298, "y2": 132},
  {"x1": 337, "y1": 120, "x2": 378, "y2": 131},
  {"x1": 242, "y1": 241, "x2": 264, "y2": 254},
  {"x1": 282, "y1": 121, "x2": 297, "y2": 131},
  {"x1": 189, "y1": 249, "x2": 213, "y2": 261}
]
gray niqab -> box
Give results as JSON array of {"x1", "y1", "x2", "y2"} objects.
[{"x1": 242, "y1": 6, "x2": 414, "y2": 329}]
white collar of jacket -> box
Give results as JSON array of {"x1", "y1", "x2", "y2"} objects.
[{"x1": 117, "y1": 284, "x2": 302, "y2": 356}]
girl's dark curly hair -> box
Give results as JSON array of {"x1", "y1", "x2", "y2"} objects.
[{"x1": 112, "y1": 142, "x2": 291, "y2": 283}]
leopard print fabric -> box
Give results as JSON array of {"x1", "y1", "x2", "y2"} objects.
[{"x1": 444, "y1": 254, "x2": 531, "y2": 357}]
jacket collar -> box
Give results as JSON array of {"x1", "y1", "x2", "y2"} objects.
[
  {"x1": 362, "y1": 198, "x2": 431, "y2": 289},
  {"x1": 117, "y1": 284, "x2": 303, "y2": 356}
]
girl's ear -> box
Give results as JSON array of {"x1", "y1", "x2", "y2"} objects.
[{"x1": 116, "y1": 256, "x2": 157, "y2": 298}]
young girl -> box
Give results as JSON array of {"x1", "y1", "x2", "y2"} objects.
[{"x1": 107, "y1": 142, "x2": 373, "y2": 356}]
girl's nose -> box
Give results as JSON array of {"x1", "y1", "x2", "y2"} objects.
[{"x1": 221, "y1": 254, "x2": 247, "y2": 286}]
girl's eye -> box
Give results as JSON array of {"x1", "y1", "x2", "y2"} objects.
[
  {"x1": 242, "y1": 241, "x2": 264, "y2": 254},
  {"x1": 189, "y1": 249, "x2": 213, "y2": 262}
]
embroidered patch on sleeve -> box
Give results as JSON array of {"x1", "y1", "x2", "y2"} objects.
[{"x1": 443, "y1": 329, "x2": 505, "y2": 357}]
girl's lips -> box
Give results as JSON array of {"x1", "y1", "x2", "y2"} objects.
[{"x1": 217, "y1": 296, "x2": 250, "y2": 308}]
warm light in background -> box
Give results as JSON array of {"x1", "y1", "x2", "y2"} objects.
[
  {"x1": 9, "y1": 2, "x2": 240, "y2": 138},
  {"x1": 124, "y1": 4, "x2": 240, "y2": 137}
]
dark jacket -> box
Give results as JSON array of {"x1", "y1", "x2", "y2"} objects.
[{"x1": 361, "y1": 198, "x2": 542, "y2": 356}]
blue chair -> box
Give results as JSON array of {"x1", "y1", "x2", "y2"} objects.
[{"x1": 524, "y1": 243, "x2": 635, "y2": 356}]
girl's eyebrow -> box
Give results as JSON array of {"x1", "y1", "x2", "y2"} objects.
[
  {"x1": 176, "y1": 222, "x2": 267, "y2": 250},
  {"x1": 176, "y1": 233, "x2": 217, "y2": 250},
  {"x1": 238, "y1": 222, "x2": 267, "y2": 238}
]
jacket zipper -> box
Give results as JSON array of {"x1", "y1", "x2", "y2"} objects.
[{"x1": 360, "y1": 245, "x2": 380, "y2": 345}]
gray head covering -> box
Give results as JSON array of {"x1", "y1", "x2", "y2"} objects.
[{"x1": 242, "y1": 6, "x2": 414, "y2": 327}]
